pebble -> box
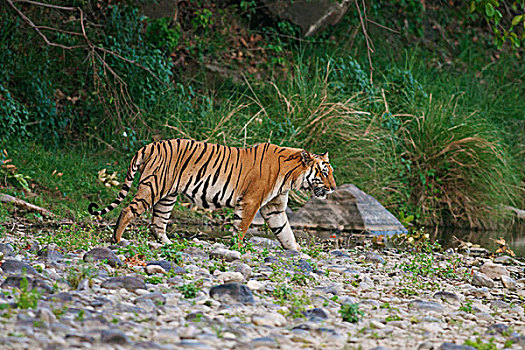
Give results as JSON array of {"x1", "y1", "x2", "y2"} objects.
[
  {"x1": 501, "y1": 275, "x2": 516, "y2": 289},
  {"x1": 83, "y1": 247, "x2": 123, "y2": 267},
  {"x1": 146, "y1": 264, "x2": 167, "y2": 275},
  {"x1": 471, "y1": 272, "x2": 495, "y2": 288},
  {"x1": 209, "y1": 282, "x2": 255, "y2": 305},
  {"x1": 0, "y1": 228, "x2": 523, "y2": 350},
  {"x1": 217, "y1": 271, "x2": 245, "y2": 283},
  {"x1": 100, "y1": 329, "x2": 130, "y2": 344},
  {"x1": 101, "y1": 276, "x2": 146, "y2": 292},
  {"x1": 480, "y1": 261, "x2": 510, "y2": 279},
  {"x1": 209, "y1": 248, "x2": 241, "y2": 262},
  {"x1": 252, "y1": 313, "x2": 287, "y2": 327}
]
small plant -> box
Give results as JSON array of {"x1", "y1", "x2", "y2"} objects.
[
  {"x1": 227, "y1": 232, "x2": 255, "y2": 254},
  {"x1": 464, "y1": 337, "x2": 497, "y2": 350},
  {"x1": 339, "y1": 303, "x2": 364, "y2": 323},
  {"x1": 145, "y1": 276, "x2": 164, "y2": 285},
  {"x1": 160, "y1": 243, "x2": 184, "y2": 265},
  {"x1": 66, "y1": 264, "x2": 95, "y2": 289},
  {"x1": 291, "y1": 272, "x2": 309, "y2": 286},
  {"x1": 272, "y1": 284, "x2": 293, "y2": 302},
  {"x1": 15, "y1": 277, "x2": 41, "y2": 309},
  {"x1": 178, "y1": 282, "x2": 200, "y2": 299},
  {"x1": 75, "y1": 309, "x2": 85, "y2": 321},
  {"x1": 208, "y1": 260, "x2": 227, "y2": 274},
  {"x1": 459, "y1": 300, "x2": 474, "y2": 314}
]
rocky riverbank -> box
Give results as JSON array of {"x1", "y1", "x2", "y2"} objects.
[{"x1": 0, "y1": 230, "x2": 524, "y2": 350}]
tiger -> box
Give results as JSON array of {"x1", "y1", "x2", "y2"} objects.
[{"x1": 88, "y1": 139, "x2": 336, "y2": 251}]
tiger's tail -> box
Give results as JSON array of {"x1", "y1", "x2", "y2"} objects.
[{"x1": 88, "y1": 145, "x2": 149, "y2": 216}]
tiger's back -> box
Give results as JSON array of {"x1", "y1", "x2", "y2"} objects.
[{"x1": 89, "y1": 139, "x2": 336, "y2": 250}]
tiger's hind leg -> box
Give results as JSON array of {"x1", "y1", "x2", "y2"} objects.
[
  {"x1": 151, "y1": 194, "x2": 177, "y2": 244},
  {"x1": 260, "y1": 193, "x2": 300, "y2": 251},
  {"x1": 113, "y1": 182, "x2": 155, "y2": 243}
]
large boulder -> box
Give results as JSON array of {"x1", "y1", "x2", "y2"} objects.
[
  {"x1": 289, "y1": 184, "x2": 407, "y2": 236},
  {"x1": 261, "y1": 0, "x2": 351, "y2": 37}
]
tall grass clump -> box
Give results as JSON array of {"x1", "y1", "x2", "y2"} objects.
[{"x1": 395, "y1": 96, "x2": 520, "y2": 228}]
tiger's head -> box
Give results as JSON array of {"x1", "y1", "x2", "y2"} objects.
[{"x1": 301, "y1": 150, "x2": 336, "y2": 199}]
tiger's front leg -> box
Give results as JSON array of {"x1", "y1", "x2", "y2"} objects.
[
  {"x1": 232, "y1": 198, "x2": 260, "y2": 248},
  {"x1": 260, "y1": 193, "x2": 300, "y2": 251}
]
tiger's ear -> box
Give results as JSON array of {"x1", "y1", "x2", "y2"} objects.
[
  {"x1": 301, "y1": 150, "x2": 313, "y2": 166},
  {"x1": 320, "y1": 151, "x2": 329, "y2": 161}
]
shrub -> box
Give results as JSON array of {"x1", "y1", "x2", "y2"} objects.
[{"x1": 396, "y1": 97, "x2": 519, "y2": 228}]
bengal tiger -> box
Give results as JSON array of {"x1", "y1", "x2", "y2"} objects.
[{"x1": 88, "y1": 139, "x2": 336, "y2": 251}]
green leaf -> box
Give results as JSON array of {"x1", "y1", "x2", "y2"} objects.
[
  {"x1": 485, "y1": 3, "x2": 495, "y2": 17},
  {"x1": 469, "y1": 1, "x2": 476, "y2": 13},
  {"x1": 511, "y1": 15, "x2": 523, "y2": 26}
]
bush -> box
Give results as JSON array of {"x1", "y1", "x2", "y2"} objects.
[{"x1": 395, "y1": 97, "x2": 519, "y2": 228}]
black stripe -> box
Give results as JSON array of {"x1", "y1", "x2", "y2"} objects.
[
  {"x1": 200, "y1": 176, "x2": 211, "y2": 209},
  {"x1": 265, "y1": 210, "x2": 284, "y2": 216},
  {"x1": 259, "y1": 143, "x2": 270, "y2": 174},
  {"x1": 219, "y1": 163, "x2": 235, "y2": 201},
  {"x1": 212, "y1": 191, "x2": 221, "y2": 208},
  {"x1": 271, "y1": 223, "x2": 286, "y2": 235},
  {"x1": 174, "y1": 142, "x2": 199, "y2": 192}
]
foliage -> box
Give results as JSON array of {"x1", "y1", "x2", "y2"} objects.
[
  {"x1": 66, "y1": 264, "x2": 96, "y2": 290},
  {"x1": 469, "y1": 0, "x2": 525, "y2": 48},
  {"x1": 160, "y1": 243, "x2": 185, "y2": 265},
  {"x1": 339, "y1": 303, "x2": 364, "y2": 323},
  {"x1": 15, "y1": 277, "x2": 41, "y2": 309},
  {"x1": 178, "y1": 282, "x2": 200, "y2": 299},
  {"x1": 464, "y1": 337, "x2": 498, "y2": 350}
]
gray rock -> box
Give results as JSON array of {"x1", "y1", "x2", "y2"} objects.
[
  {"x1": 1, "y1": 275, "x2": 53, "y2": 293},
  {"x1": 37, "y1": 245, "x2": 64, "y2": 262},
  {"x1": 471, "y1": 272, "x2": 495, "y2": 288},
  {"x1": 233, "y1": 263, "x2": 252, "y2": 279},
  {"x1": 183, "y1": 246, "x2": 208, "y2": 259},
  {"x1": 303, "y1": 307, "x2": 329, "y2": 321},
  {"x1": 486, "y1": 323, "x2": 509, "y2": 335},
  {"x1": 248, "y1": 236, "x2": 280, "y2": 249},
  {"x1": 510, "y1": 335, "x2": 525, "y2": 345},
  {"x1": 209, "y1": 248, "x2": 241, "y2": 262},
  {"x1": 439, "y1": 343, "x2": 476, "y2": 350},
  {"x1": 295, "y1": 258, "x2": 314, "y2": 272},
  {"x1": 480, "y1": 261, "x2": 510, "y2": 279},
  {"x1": 329, "y1": 250, "x2": 350, "y2": 258},
  {"x1": 178, "y1": 339, "x2": 215, "y2": 349},
  {"x1": 409, "y1": 300, "x2": 445, "y2": 313},
  {"x1": 47, "y1": 292, "x2": 73, "y2": 303},
  {"x1": 370, "y1": 347, "x2": 391, "y2": 350},
  {"x1": 135, "y1": 292, "x2": 166, "y2": 306},
  {"x1": 209, "y1": 282, "x2": 255, "y2": 305},
  {"x1": 364, "y1": 252, "x2": 385, "y2": 264},
  {"x1": 38, "y1": 307, "x2": 57, "y2": 324},
  {"x1": 0, "y1": 243, "x2": 15, "y2": 256},
  {"x1": 100, "y1": 329, "x2": 130, "y2": 344},
  {"x1": 101, "y1": 276, "x2": 146, "y2": 292},
  {"x1": 1, "y1": 259, "x2": 38, "y2": 275},
  {"x1": 433, "y1": 291, "x2": 461, "y2": 304},
  {"x1": 490, "y1": 300, "x2": 510, "y2": 310},
  {"x1": 65, "y1": 334, "x2": 96, "y2": 343},
  {"x1": 250, "y1": 336, "x2": 278, "y2": 348},
  {"x1": 501, "y1": 275, "x2": 516, "y2": 289},
  {"x1": 289, "y1": 184, "x2": 407, "y2": 235},
  {"x1": 83, "y1": 247, "x2": 122, "y2": 267}
]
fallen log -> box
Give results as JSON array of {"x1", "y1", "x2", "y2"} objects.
[{"x1": 0, "y1": 193, "x2": 56, "y2": 218}]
